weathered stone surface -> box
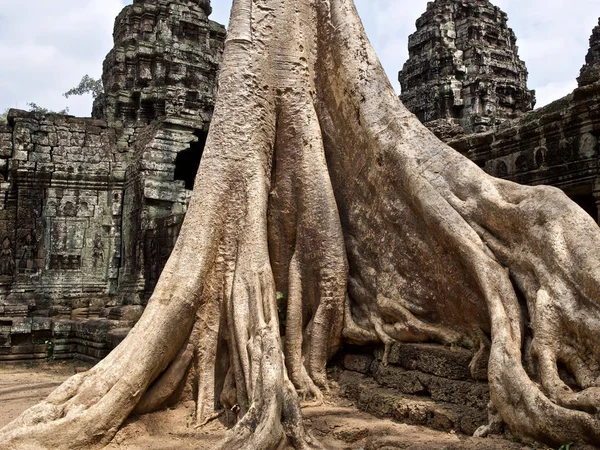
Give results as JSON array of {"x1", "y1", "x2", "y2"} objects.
[
  {"x1": 341, "y1": 344, "x2": 488, "y2": 436},
  {"x1": 371, "y1": 362, "x2": 490, "y2": 409},
  {"x1": 0, "y1": 0, "x2": 224, "y2": 362},
  {"x1": 579, "y1": 18, "x2": 600, "y2": 87},
  {"x1": 345, "y1": 344, "x2": 487, "y2": 399},
  {"x1": 374, "y1": 343, "x2": 474, "y2": 380},
  {"x1": 402, "y1": 4, "x2": 600, "y2": 225},
  {"x1": 93, "y1": 0, "x2": 224, "y2": 129},
  {"x1": 340, "y1": 371, "x2": 486, "y2": 435},
  {"x1": 448, "y1": 80, "x2": 600, "y2": 222},
  {"x1": 399, "y1": 0, "x2": 535, "y2": 138},
  {"x1": 342, "y1": 353, "x2": 374, "y2": 374},
  {"x1": 106, "y1": 327, "x2": 132, "y2": 349}
]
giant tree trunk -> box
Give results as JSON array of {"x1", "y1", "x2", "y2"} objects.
[{"x1": 3, "y1": 0, "x2": 600, "y2": 448}]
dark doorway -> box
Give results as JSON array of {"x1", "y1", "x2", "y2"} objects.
[
  {"x1": 570, "y1": 194, "x2": 598, "y2": 222},
  {"x1": 174, "y1": 129, "x2": 208, "y2": 190}
]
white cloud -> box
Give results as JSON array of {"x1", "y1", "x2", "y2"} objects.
[
  {"x1": 0, "y1": 0, "x2": 598, "y2": 116},
  {"x1": 493, "y1": 0, "x2": 598, "y2": 106},
  {"x1": 0, "y1": 0, "x2": 125, "y2": 116},
  {"x1": 535, "y1": 80, "x2": 579, "y2": 107}
]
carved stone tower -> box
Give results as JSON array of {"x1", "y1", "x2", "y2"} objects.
[
  {"x1": 92, "y1": 0, "x2": 226, "y2": 303},
  {"x1": 578, "y1": 18, "x2": 600, "y2": 87},
  {"x1": 93, "y1": 0, "x2": 224, "y2": 130},
  {"x1": 399, "y1": 0, "x2": 536, "y2": 138}
]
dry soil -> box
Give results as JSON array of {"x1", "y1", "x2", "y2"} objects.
[{"x1": 0, "y1": 361, "x2": 582, "y2": 449}]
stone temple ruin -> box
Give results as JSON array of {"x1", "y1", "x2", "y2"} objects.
[
  {"x1": 0, "y1": 0, "x2": 225, "y2": 362},
  {"x1": 399, "y1": 0, "x2": 536, "y2": 139},
  {"x1": 1, "y1": 0, "x2": 600, "y2": 439},
  {"x1": 401, "y1": 2, "x2": 600, "y2": 225}
]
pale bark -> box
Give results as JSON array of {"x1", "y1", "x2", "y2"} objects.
[{"x1": 3, "y1": 0, "x2": 600, "y2": 448}]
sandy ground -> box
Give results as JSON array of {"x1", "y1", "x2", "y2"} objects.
[
  {"x1": 0, "y1": 361, "x2": 578, "y2": 449},
  {"x1": 0, "y1": 361, "x2": 92, "y2": 429}
]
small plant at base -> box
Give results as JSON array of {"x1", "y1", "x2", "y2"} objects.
[
  {"x1": 558, "y1": 443, "x2": 574, "y2": 450},
  {"x1": 276, "y1": 291, "x2": 288, "y2": 329},
  {"x1": 44, "y1": 340, "x2": 54, "y2": 360}
]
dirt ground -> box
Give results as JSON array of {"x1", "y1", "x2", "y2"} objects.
[{"x1": 0, "y1": 361, "x2": 582, "y2": 449}]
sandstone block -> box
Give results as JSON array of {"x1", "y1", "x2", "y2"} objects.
[
  {"x1": 343, "y1": 353, "x2": 374, "y2": 374},
  {"x1": 375, "y1": 343, "x2": 473, "y2": 380}
]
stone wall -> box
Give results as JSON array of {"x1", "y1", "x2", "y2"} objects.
[
  {"x1": 0, "y1": 0, "x2": 224, "y2": 362},
  {"x1": 449, "y1": 82, "x2": 600, "y2": 193},
  {"x1": 399, "y1": 0, "x2": 535, "y2": 139},
  {"x1": 447, "y1": 20, "x2": 600, "y2": 222},
  {"x1": 338, "y1": 343, "x2": 489, "y2": 435},
  {"x1": 399, "y1": 0, "x2": 600, "y2": 223},
  {"x1": 3, "y1": 112, "x2": 122, "y2": 307},
  {"x1": 118, "y1": 120, "x2": 203, "y2": 303},
  {"x1": 0, "y1": 111, "x2": 128, "y2": 361},
  {"x1": 98, "y1": 0, "x2": 224, "y2": 304}
]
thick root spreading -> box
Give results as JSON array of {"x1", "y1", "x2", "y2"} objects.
[{"x1": 3, "y1": 0, "x2": 600, "y2": 449}]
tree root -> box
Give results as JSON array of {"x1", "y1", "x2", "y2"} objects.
[
  {"x1": 195, "y1": 410, "x2": 225, "y2": 428},
  {"x1": 4, "y1": 0, "x2": 600, "y2": 449}
]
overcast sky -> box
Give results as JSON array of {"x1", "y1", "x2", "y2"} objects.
[{"x1": 0, "y1": 0, "x2": 597, "y2": 117}]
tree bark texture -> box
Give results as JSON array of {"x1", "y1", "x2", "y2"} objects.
[{"x1": 3, "y1": 0, "x2": 600, "y2": 448}]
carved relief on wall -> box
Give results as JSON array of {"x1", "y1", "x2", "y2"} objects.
[
  {"x1": 48, "y1": 219, "x2": 87, "y2": 272},
  {"x1": 17, "y1": 231, "x2": 38, "y2": 273},
  {"x1": 143, "y1": 214, "x2": 184, "y2": 293},
  {"x1": 0, "y1": 237, "x2": 15, "y2": 276},
  {"x1": 92, "y1": 233, "x2": 105, "y2": 269},
  {"x1": 49, "y1": 254, "x2": 82, "y2": 271}
]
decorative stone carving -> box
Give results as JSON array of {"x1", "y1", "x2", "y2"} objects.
[
  {"x1": 0, "y1": 0, "x2": 224, "y2": 362},
  {"x1": 578, "y1": 18, "x2": 600, "y2": 87},
  {"x1": 18, "y1": 231, "x2": 38, "y2": 272},
  {"x1": 400, "y1": 3, "x2": 600, "y2": 228},
  {"x1": 0, "y1": 238, "x2": 14, "y2": 276},
  {"x1": 92, "y1": 234, "x2": 105, "y2": 269},
  {"x1": 399, "y1": 0, "x2": 535, "y2": 138},
  {"x1": 94, "y1": 0, "x2": 224, "y2": 133}
]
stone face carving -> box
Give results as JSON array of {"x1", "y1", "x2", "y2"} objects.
[
  {"x1": 578, "y1": 18, "x2": 600, "y2": 87},
  {"x1": 0, "y1": 0, "x2": 224, "y2": 362},
  {"x1": 399, "y1": 0, "x2": 536, "y2": 138}
]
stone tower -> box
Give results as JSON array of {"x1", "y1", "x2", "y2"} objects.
[
  {"x1": 578, "y1": 18, "x2": 600, "y2": 87},
  {"x1": 399, "y1": 0, "x2": 536, "y2": 138},
  {"x1": 0, "y1": 0, "x2": 226, "y2": 363},
  {"x1": 91, "y1": 0, "x2": 225, "y2": 304},
  {"x1": 93, "y1": 0, "x2": 224, "y2": 131}
]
